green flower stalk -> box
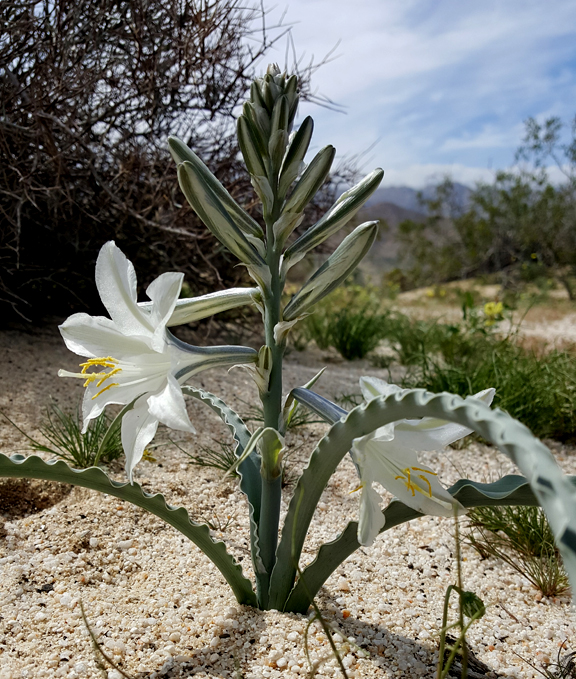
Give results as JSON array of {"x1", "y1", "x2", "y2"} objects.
[{"x1": 2, "y1": 64, "x2": 575, "y2": 616}]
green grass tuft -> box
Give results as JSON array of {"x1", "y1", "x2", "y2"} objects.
[{"x1": 465, "y1": 505, "x2": 569, "y2": 597}]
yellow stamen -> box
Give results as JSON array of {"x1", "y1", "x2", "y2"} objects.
[
  {"x1": 418, "y1": 474, "x2": 432, "y2": 496},
  {"x1": 349, "y1": 483, "x2": 364, "y2": 494},
  {"x1": 92, "y1": 382, "x2": 119, "y2": 399},
  {"x1": 79, "y1": 357, "x2": 119, "y2": 374},
  {"x1": 95, "y1": 367, "x2": 121, "y2": 387},
  {"x1": 411, "y1": 467, "x2": 438, "y2": 476},
  {"x1": 395, "y1": 467, "x2": 436, "y2": 498},
  {"x1": 62, "y1": 356, "x2": 122, "y2": 398}
]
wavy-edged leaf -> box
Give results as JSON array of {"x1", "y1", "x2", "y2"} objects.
[
  {"x1": 283, "y1": 222, "x2": 378, "y2": 321},
  {"x1": 0, "y1": 453, "x2": 257, "y2": 607},
  {"x1": 283, "y1": 475, "x2": 576, "y2": 612},
  {"x1": 168, "y1": 137, "x2": 264, "y2": 239},
  {"x1": 268, "y1": 388, "x2": 576, "y2": 610},
  {"x1": 283, "y1": 168, "x2": 384, "y2": 270},
  {"x1": 181, "y1": 386, "x2": 267, "y2": 597}
]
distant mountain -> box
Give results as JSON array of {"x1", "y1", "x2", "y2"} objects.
[
  {"x1": 353, "y1": 201, "x2": 426, "y2": 279},
  {"x1": 366, "y1": 182, "x2": 472, "y2": 214}
]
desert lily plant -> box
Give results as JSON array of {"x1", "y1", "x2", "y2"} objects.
[{"x1": 1, "y1": 66, "x2": 575, "y2": 613}]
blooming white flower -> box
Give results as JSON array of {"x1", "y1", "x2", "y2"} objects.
[
  {"x1": 58, "y1": 241, "x2": 256, "y2": 480},
  {"x1": 352, "y1": 377, "x2": 496, "y2": 546}
]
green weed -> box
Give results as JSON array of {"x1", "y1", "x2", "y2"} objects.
[
  {"x1": 465, "y1": 505, "x2": 569, "y2": 596},
  {"x1": 2, "y1": 402, "x2": 122, "y2": 468},
  {"x1": 172, "y1": 439, "x2": 239, "y2": 476}
]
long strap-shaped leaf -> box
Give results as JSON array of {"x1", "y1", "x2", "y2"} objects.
[
  {"x1": 181, "y1": 386, "x2": 267, "y2": 602},
  {"x1": 268, "y1": 388, "x2": 576, "y2": 610},
  {"x1": 283, "y1": 474, "x2": 576, "y2": 613},
  {"x1": 0, "y1": 453, "x2": 257, "y2": 607}
]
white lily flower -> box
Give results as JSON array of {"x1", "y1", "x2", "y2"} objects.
[
  {"x1": 58, "y1": 241, "x2": 256, "y2": 481},
  {"x1": 351, "y1": 377, "x2": 496, "y2": 546}
]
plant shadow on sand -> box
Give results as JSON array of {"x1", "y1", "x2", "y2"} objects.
[{"x1": 124, "y1": 595, "x2": 503, "y2": 679}]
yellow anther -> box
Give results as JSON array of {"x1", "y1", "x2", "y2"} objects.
[
  {"x1": 92, "y1": 382, "x2": 119, "y2": 400},
  {"x1": 418, "y1": 474, "x2": 432, "y2": 496},
  {"x1": 63, "y1": 356, "x2": 123, "y2": 398},
  {"x1": 95, "y1": 367, "x2": 121, "y2": 387},
  {"x1": 349, "y1": 483, "x2": 364, "y2": 494},
  {"x1": 79, "y1": 356, "x2": 119, "y2": 374},
  {"x1": 395, "y1": 467, "x2": 436, "y2": 498},
  {"x1": 411, "y1": 467, "x2": 438, "y2": 476}
]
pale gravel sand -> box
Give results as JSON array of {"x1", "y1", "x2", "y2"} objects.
[{"x1": 0, "y1": 325, "x2": 575, "y2": 679}]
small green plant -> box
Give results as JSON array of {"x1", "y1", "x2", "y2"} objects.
[
  {"x1": 3, "y1": 402, "x2": 122, "y2": 468},
  {"x1": 328, "y1": 306, "x2": 387, "y2": 360},
  {"x1": 301, "y1": 285, "x2": 388, "y2": 360},
  {"x1": 173, "y1": 439, "x2": 240, "y2": 476},
  {"x1": 381, "y1": 307, "x2": 576, "y2": 441},
  {"x1": 437, "y1": 515, "x2": 486, "y2": 679},
  {"x1": 466, "y1": 505, "x2": 569, "y2": 596}
]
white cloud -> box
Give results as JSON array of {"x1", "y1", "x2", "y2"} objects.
[
  {"x1": 262, "y1": 0, "x2": 576, "y2": 184},
  {"x1": 378, "y1": 163, "x2": 495, "y2": 188}
]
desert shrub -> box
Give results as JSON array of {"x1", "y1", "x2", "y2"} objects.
[
  {"x1": 396, "y1": 116, "x2": 576, "y2": 299},
  {"x1": 300, "y1": 284, "x2": 389, "y2": 359},
  {"x1": 1, "y1": 0, "x2": 346, "y2": 322}
]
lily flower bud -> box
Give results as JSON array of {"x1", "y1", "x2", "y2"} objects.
[
  {"x1": 238, "y1": 116, "x2": 268, "y2": 178},
  {"x1": 283, "y1": 168, "x2": 384, "y2": 271},
  {"x1": 278, "y1": 117, "x2": 314, "y2": 198},
  {"x1": 282, "y1": 145, "x2": 335, "y2": 215},
  {"x1": 283, "y1": 221, "x2": 378, "y2": 320},
  {"x1": 168, "y1": 136, "x2": 264, "y2": 239},
  {"x1": 177, "y1": 162, "x2": 270, "y2": 288}
]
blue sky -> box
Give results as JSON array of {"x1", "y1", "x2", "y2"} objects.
[{"x1": 262, "y1": 0, "x2": 576, "y2": 187}]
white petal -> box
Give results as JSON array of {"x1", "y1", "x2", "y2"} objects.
[
  {"x1": 59, "y1": 314, "x2": 155, "y2": 359},
  {"x1": 83, "y1": 369, "x2": 166, "y2": 422},
  {"x1": 121, "y1": 404, "x2": 159, "y2": 482},
  {"x1": 396, "y1": 388, "x2": 496, "y2": 450},
  {"x1": 359, "y1": 376, "x2": 403, "y2": 402},
  {"x1": 147, "y1": 375, "x2": 196, "y2": 434},
  {"x1": 358, "y1": 484, "x2": 386, "y2": 546},
  {"x1": 146, "y1": 272, "x2": 184, "y2": 351},
  {"x1": 353, "y1": 436, "x2": 462, "y2": 519},
  {"x1": 95, "y1": 242, "x2": 154, "y2": 338}
]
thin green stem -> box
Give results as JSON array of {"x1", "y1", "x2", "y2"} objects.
[
  {"x1": 258, "y1": 474, "x2": 282, "y2": 608},
  {"x1": 455, "y1": 517, "x2": 469, "y2": 678},
  {"x1": 257, "y1": 190, "x2": 286, "y2": 606},
  {"x1": 437, "y1": 585, "x2": 455, "y2": 679}
]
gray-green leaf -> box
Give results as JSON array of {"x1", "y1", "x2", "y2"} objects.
[{"x1": 0, "y1": 453, "x2": 257, "y2": 607}]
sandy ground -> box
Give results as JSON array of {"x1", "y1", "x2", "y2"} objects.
[{"x1": 0, "y1": 323, "x2": 575, "y2": 679}]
